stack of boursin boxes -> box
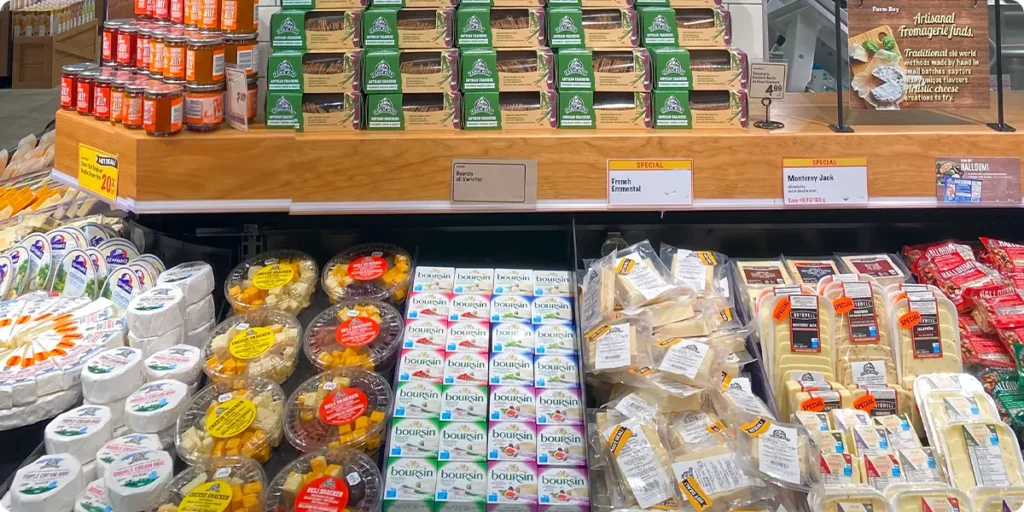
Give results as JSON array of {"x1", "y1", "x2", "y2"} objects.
[{"x1": 382, "y1": 265, "x2": 590, "y2": 512}]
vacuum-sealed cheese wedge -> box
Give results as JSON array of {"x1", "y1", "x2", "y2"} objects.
[
  {"x1": 737, "y1": 418, "x2": 818, "y2": 491},
  {"x1": 613, "y1": 241, "x2": 683, "y2": 310},
  {"x1": 817, "y1": 452, "x2": 862, "y2": 487},
  {"x1": 784, "y1": 257, "x2": 840, "y2": 287},
  {"x1": 923, "y1": 389, "x2": 999, "y2": 448},
  {"x1": 874, "y1": 413, "x2": 921, "y2": 451},
  {"x1": 666, "y1": 410, "x2": 733, "y2": 453},
  {"x1": 846, "y1": 424, "x2": 892, "y2": 456},
  {"x1": 832, "y1": 408, "x2": 873, "y2": 433},
  {"x1": 889, "y1": 485, "x2": 976, "y2": 512},
  {"x1": 660, "y1": 246, "x2": 731, "y2": 308},
  {"x1": 848, "y1": 385, "x2": 913, "y2": 420},
  {"x1": 597, "y1": 413, "x2": 678, "y2": 509},
  {"x1": 815, "y1": 488, "x2": 890, "y2": 512},
  {"x1": 584, "y1": 315, "x2": 653, "y2": 377},
  {"x1": 897, "y1": 447, "x2": 945, "y2": 484},
  {"x1": 653, "y1": 312, "x2": 714, "y2": 338},
  {"x1": 632, "y1": 296, "x2": 695, "y2": 328},
  {"x1": 671, "y1": 444, "x2": 769, "y2": 506},
  {"x1": 713, "y1": 384, "x2": 776, "y2": 420},
  {"x1": 860, "y1": 452, "x2": 905, "y2": 492},
  {"x1": 970, "y1": 486, "x2": 1024, "y2": 512},
  {"x1": 792, "y1": 411, "x2": 832, "y2": 434},
  {"x1": 579, "y1": 253, "x2": 616, "y2": 333},
  {"x1": 940, "y1": 421, "x2": 1024, "y2": 490},
  {"x1": 652, "y1": 336, "x2": 724, "y2": 388},
  {"x1": 838, "y1": 253, "x2": 910, "y2": 287},
  {"x1": 612, "y1": 376, "x2": 706, "y2": 414}
]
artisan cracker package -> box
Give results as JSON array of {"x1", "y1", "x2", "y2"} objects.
[
  {"x1": 265, "y1": 92, "x2": 363, "y2": 131},
  {"x1": 549, "y1": 0, "x2": 635, "y2": 7},
  {"x1": 460, "y1": 48, "x2": 554, "y2": 92},
  {"x1": 365, "y1": 92, "x2": 462, "y2": 130},
  {"x1": 461, "y1": 0, "x2": 545, "y2": 7},
  {"x1": 690, "y1": 47, "x2": 747, "y2": 90},
  {"x1": 639, "y1": 7, "x2": 730, "y2": 48},
  {"x1": 463, "y1": 91, "x2": 558, "y2": 130},
  {"x1": 362, "y1": 49, "x2": 459, "y2": 93},
  {"x1": 635, "y1": 0, "x2": 720, "y2": 6},
  {"x1": 548, "y1": 8, "x2": 638, "y2": 48},
  {"x1": 651, "y1": 91, "x2": 691, "y2": 128},
  {"x1": 652, "y1": 90, "x2": 746, "y2": 128},
  {"x1": 456, "y1": 8, "x2": 547, "y2": 48},
  {"x1": 371, "y1": 0, "x2": 457, "y2": 8},
  {"x1": 267, "y1": 49, "x2": 362, "y2": 93},
  {"x1": 362, "y1": 8, "x2": 455, "y2": 48},
  {"x1": 271, "y1": 10, "x2": 362, "y2": 50},
  {"x1": 281, "y1": 0, "x2": 367, "y2": 10},
  {"x1": 649, "y1": 46, "x2": 692, "y2": 90},
  {"x1": 556, "y1": 48, "x2": 651, "y2": 92},
  {"x1": 558, "y1": 91, "x2": 651, "y2": 129}
]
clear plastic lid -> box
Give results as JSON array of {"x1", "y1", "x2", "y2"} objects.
[
  {"x1": 225, "y1": 250, "x2": 317, "y2": 316},
  {"x1": 175, "y1": 377, "x2": 286, "y2": 465},
  {"x1": 265, "y1": 448, "x2": 383, "y2": 512},
  {"x1": 204, "y1": 308, "x2": 303, "y2": 384},
  {"x1": 151, "y1": 455, "x2": 266, "y2": 512},
  {"x1": 303, "y1": 300, "x2": 404, "y2": 372},
  {"x1": 283, "y1": 369, "x2": 393, "y2": 454},
  {"x1": 321, "y1": 244, "x2": 412, "y2": 304}
]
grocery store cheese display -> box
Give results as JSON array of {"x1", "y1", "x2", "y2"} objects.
[
  {"x1": 225, "y1": 250, "x2": 317, "y2": 316},
  {"x1": 95, "y1": 433, "x2": 164, "y2": 478},
  {"x1": 44, "y1": 404, "x2": 114, "y2": 464},
  {"x1": 204, "y1": 309, "x2": 303, "y2": 384},
  {"x1": 322, "y1": 244, "x2": 413, "y2": 304},
  {"x1": 81, "y1": 347, "x2": 144, "y2": 403},
  {"x1": 11, "y1": 453, "x2": 84, "y2": 512},
  {"x1": 154, "y1": 456, "x2": 266, "y2": 512},
  {"x1": 144, "y1": 344, "x2": 203, "y2": 388},
  {"x1": 124, "y1": 379, "x2": 191, "y2": 434},
  {"x1": 176, "y1": 377, "x2": 286, "y2": 464},
  {"x1": 304, "y1": 300, "x2": 404, "y2": 372},
  {"x1": 103, "y1": 449, "x2": 174, "y2": 511}
]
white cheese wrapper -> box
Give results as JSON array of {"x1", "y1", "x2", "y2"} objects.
[
  {"x1": 143, "y1": 344, "x2": 203, "y2": 384},
  {"x1": 95, "y1": 433, "x2": 163, "y2": 479},
  {"x1": 186, "y1": 319, "x2": 215, "y2": 348},
  {"x1": 44, "y1": 405, "x2": 114, "y2": 463},
  {"x1": 12, "y1": 454, "x2": 84, "y2": 512},
  {"x1": 184, "y1": 294, "x2": 215, "y2": 331},
  {"x1": 126, "y1": 285, "x2": 186, "y2": 338},
  {"x1": 74, "y1": 479, "x2": 112, "y2": 512},
  {"x1": 81, "y1": 347, "x2": 145, "y2": 403},
  {"x1": 128, "y1": 325, "x2": 184, "y2": 358},
  {"x1": 103, "y1": 450, "x2": 173, "y2": 511},
  {"x1": 601, "y1": 416, "x2": 676, "y2": 509},
  {"x1": 124, "y1": 379, "x2": 190, "y2": 433},
  {"x1": 157, "y1": 262, "x2": 215, "y2": 304},
  {"x1": 84, "y1": 396, "x2": 127, "y2": 428}
]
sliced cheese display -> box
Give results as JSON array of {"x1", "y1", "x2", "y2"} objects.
[
  {"x1": 784, "y1": 257, "x2": 839, "y2": 286},
  {"x1": 735, "y1": 259, "x2": 793, "y2": 312},
  {"x1": 126, "y1": 285, "x2": 186, "y2": 338},
  {"x1": 103, "y1": 450, "x2": 173, "y2": 511},
  {"x1": 847, "y1": 425, "x2": 892, "y2": 456},
  {"x1": 143, "y1": 344, "x2": 203, "y2": 384},
  {"x1": 176, "y1": 377, "x2": 285, "y2": 464},
  {"x1": 81, "y1": 347, "x2": 144, "y2": 403},
  {"x1": 815, "y1": 488, "x2": 890, "y2": 512},
  {"x1": 11, "y1": 454, "x2": 84, "y2": 512},
  {"x1": 124, "y1": 379, "x2": 191, "y2": 433},
  {"x1": 670, "y1": 444, "x2": 766, "y2": 504},
  {"x1": 874, "y1": 414, "x2": 921, "y2": 451},
  {"x1": 44, "y1": 404, "x2": 113, "y2": 463},
  {"x1": 848, "y1": 386, "x2": 912, "y2": 420},
  {"x1": 940, "y1": 421, "x2": 1024, "y2": 490},
  {"x1": 824, "y1": 281, "x2": 891, "y2": 353},
  {"x1": 206, "y1": 309, "x2": 303, "y2": 384},
  {"x1": 922, "y1": 389, "x2": 999, "y2": 449},
  {"x1": 792, "y1": 387, "x2": 852, "y2": 419},
  {"x1": 889, "y1": 485, "x2": 975, "y2": 512},
  {"x1": 890, "y1": 292, "x2": 962, "y2": 385},
  {"x1": 95, "y1": 433, "x2": 163, "y2": 478},
  {"x1": 154, "y1": 455, "x2": 266, "y2": 512},
  {"x1": 74, "y1": 479, "x2": 111, "y2": 512},
  {"x1": 613, "y1": 241, "x2": 681, "y2": 310},
  {"x1": 838, "y1": 253, "x2": 909, "y2": 287},
  {"x1": 764, "y1": 293, "x2": 836, "y2": 396},
  {"x1": 157, "y1": 261, "x2": 215, "y2": 304}
]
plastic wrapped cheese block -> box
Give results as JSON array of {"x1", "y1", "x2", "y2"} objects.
[
  {"x1": 322, "y1": 244, "x2": 412, "y2": 304},
  {"x1": 861, "y1": 452, "x2": 905, "y2": 492},
  {"x1": 225, "y1": 249, "x2": 317, "y2": 315},
  {"x1": 267, "y1": 448, "x2": 383, "y2": 512},
  {"x1": 890, "y1": 292, "x2": 962, "y2": 386},
  {"x1": 971, "y1": 486, "x2": 1024, "y2": 512},
  {"x1": 838, "y1": 253, "x2": 910, "y2": 287},
  {"x1": 846, "y1": 424, "x2": 892, "y2": 456},
  {"x1": 613, "y1": 241, "x2": 683, "y2": 310},
  {"x1": 896, "y1": 447, "x2": 945, "y2": 484},
  {"x1": 594, "y1": 411, "x2": 677, "y2": 509},
  {"x1": 81, "y1": 347, "x2": 144, "y2": 403},
  {"x1": 176, "y1": 377, "x2": 285, "y2": 464},
  {"x1": 665, "y1": 409, "x2": 732, "y2": 454},
  {"x1": 889, "y1": 485, "x2": 975, "y2": 512},
  {"x1": 157, "y1": 261, "x2": 215, "y2": 304},
  {"x1": 940, "y1": 420, "x2": 1024, "y2": 490},
  {"x1": 184, "y1": 295, "x2": 215, "y2": 331},
  {"x1": 12, "y1": 454, "x2": 84, "y2": 512},
  {"x1": 824, "y1": 280, "x2": 891, "y2": 351},
  {"x1": 922, "y1": 389, "x2": 999, "y2": 449},
  {"x1": 832, "y1": 408, "x2": 873, "y2": 433},
  {"x1": 205, "y1": 309, "x2": 302, "y2": 384},
  {"x1": 125, "y1": 379, "x2": 191, "y2": 433},
  {"x1": 817, "y1": 452, "x2": 862, "y2": 487},
  {"x1": 584, "y1": 314, "x2": 652, "y2": 377},
  {"x1": 813, "y1": 487, "x2": 890, "y2": 512},
  {"x1": 153, "y1": 455, "x2": 266, "y2": 512},
  {"x1": 765, "y1": 293, "x2": 836, "y2": 390},
  {"x1": 44, "y1": 404, "x2": 113, "y2": 463},
  {"x1": 144, "y1": 344, "x2": 203, "y2": 384},
  {"x1": 95, "y1": 433, "x2": 162, "y2": 479},
  {"x1": 671, "y1": 444, "x2": 769, "y2": 505},
  {"x1": 660, "y1": 245, "x2": 730, "y2": 305},
  {"x1": 74, "y1": 479, "x2": 111, "y2": 512},
  {"x1": 848, "y1": 385, "x2": 913, "y2": 421},
  {"x1": 736, "y1": 417, "x2": 819, "y2": 491},
  {"x1": 651, "y1": 336, "x2": 725, "y2": 388},
  {"x1": 304, "y1": 300, "x2": 403, "y2": 373},
  {"x1": 128, "y1": 325, "x2": 184, "y2": 357},
  {"x1": 579, "y1": 253, "x2": 616, "y2": 333},
  {"x1": 784, "y1": 257, "x2": 840, "y2": 286},
  {"x1": 284, "y1": 369, "x2": 393, "y2": 454},
  {"x1": 103, "y1": 450, "x2": 173, "y2": 511},
  {"x1": 874, "y1": 414, "x2": 921, "y2": 451},
  {"x1": 127, "y1": 285, "x2": 185, "y2": 338},
  {"x1": 734, "y1": 258, "x2": 793, "y2": 312}
]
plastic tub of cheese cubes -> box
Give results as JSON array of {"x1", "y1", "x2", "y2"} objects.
[
  {"x1": 322, "y1": 244, "x2": 412, "y2": 304},
  {"x1": 303, "y1": 299, "x2": 404, "y2": 372},
  {"x1": 204, "y1": 308, "x2": 303, "y2": 384},
  {"x1": 284, "y1": 368, "x2": 393, "y2": 454},
  {"x1": 266, "y1": 447, "x2": 382, "y2": 512},
  {"x1": 176, "y1": 376, "x2": 286, "y2": 465},
  {"x1": 225, "y1": 250, "x2": 318, "y2": 316},
  {"x1": 153, "y1": 455, "x2": 266, "y2": 512}
]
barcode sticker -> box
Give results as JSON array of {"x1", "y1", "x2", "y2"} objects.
[{"x1": 237, "y1": 49, "x2": 253, "y2": 72}]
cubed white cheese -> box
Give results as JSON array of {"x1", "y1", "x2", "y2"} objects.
[
  {"x1": 157, "y1": 262, "x2": 215, "y2": 304},
  {"x1": 128, "y1": 326, "x2": 184, "y2": 358},
  {"x1": 184, "y1": 295, "x2": 215, "y2": 331},
  {"x1": 95, "y1": 433, "x2": 162, "y2": 479},
  {"x1": 124, "y1": 379, "x2": 190, "y2": 433},
  {"x1": 81, "y1": 347, "x2": 144, "y2": 403},
  {"x1": 103, "y1": 450, "x2": 172, "y2": 511},
  {"x1": 44, "y1": 405, "x2": 113, "y2": 463},
  {"x1": 126, "y1": 286, "x2": 185, "y2": 338},
  {"x1": 11, "y1": 454, "x2": 84, "y2": 512}
]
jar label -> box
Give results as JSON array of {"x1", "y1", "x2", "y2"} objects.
[
  {"x1": 201, "y1": 0, "x2": 218, "y2": 28},
  {"x1": 186, "y1": 92, "x2": 224, "y2": 125},
  {"x1": 318, "y1": 388, "x2": 369, "y2": 425},
  {"x1": 186, "y1": 48, "x2": 196, "y2": 81},
  {"x1": 60, "y1": 76, "x2": 73, "y2": 107},
  {"x1": 155, "y1": 0, "x2": 169, "y2": 18},
  {"x1": 212, "y1": 50, "x2": 225, "y2": 80},
  {"x1": 236, "y1": 47, "x2": 254, "y2": 73},
  {"x1": 168, "y1": 47, "x2": 185, "y2": 78},
  {"x1": 94, "y1": 87, "x2": 110, "y2": 117},
  {"x1": 205, "y1": 398, "x2": 257, "y2": 438},
  {"x1": 77, "y1": 82, "x2": 90, "y2": 113},
  {"x1": 136, "y1": 37, "x2": 147, "y2": 68},
  {"x1": 222, "y1": 0, "x2": 237, "y2": 30},
  {"x1": 102, "y1": 31, "x2": 113, "y2": 61},
  {"x1": 229, "y1": 327, "x2": 275, "y2": 359},
  {"x1": 253, "y1": 264, "x2": 294, "y2": 289},
  {"x1": 170, "y1": 0, "x2": 184, "y2": 22},
  {"x1": 347, "y1": 256, "x2": 388, "y2": 281},
  {"x1": 295, "y1": 476, "x2": 350, "y2": 512},
  {"x1": 110, "y1": 90, "x2": 124, "y2": 121},
  {"x1": 184, "y1": 0, "x2": 193, "y2": 25},
  {"x1": 153, "y1": 42, "x2": 165, "y2": 73},
  {"x1": 146, "y1": 0, "x2": 155, "y2": 16},
  {"x1": 135, "y1": 0, "x2": 147, "y2": 15},
  {"x1": 143, "y1": 98, "x2": 156, "y2": 131},
  {"x1": 335, "y1": 317, "x2": 380, "y2": 347},
  {"x1": 178, "y1": 482, "x2": 232, "y2": 512},
  {"x1": 171, "y1": 96, "x2": 184, "y2": 131},
  {"x1": 116, "y1": 34, "x2": 131, "y2": 64},
  {"x1": 126, "y1": 97, "x2": 143, "y2": 126}
]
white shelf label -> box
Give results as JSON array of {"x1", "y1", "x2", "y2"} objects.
[
  {"x1": 783, "y1": 158, "x2": 868, "y2": 206},
  {"x1": 451, "y1": 159, "x2": 538, "y2": 204},
  {"x1": 750, "y1": 63, "x2": 787, "y2": 100},
  {"x1": 607, "y1": 160, "x2": 694, "y2": 207}
]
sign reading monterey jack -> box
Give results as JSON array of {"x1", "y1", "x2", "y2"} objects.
[{"x1": 607, "y1": 159, "x2": 694, "y2": 207}]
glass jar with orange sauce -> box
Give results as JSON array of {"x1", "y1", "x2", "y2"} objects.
[
  {"x1": 164, "y1": 31, "x2": 188, "y2": 81},
  {"x1": 223, "y1": 32, "x2": 257, "y2": 77},
  {"x1": 143, "y1": 83, "x2": 185, "y2": 136},
  {"x1": 186, "y1": 33, "x2": 225, "y2": 86}
]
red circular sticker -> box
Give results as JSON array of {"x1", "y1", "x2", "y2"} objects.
[
  {"x1": 319, "y1": 388, "x2": 369, "y2": 425},
  {"x1": 294, "y1": 476, "x2": 349, "y2": 512},
  {"x1": 346, "y1": 256, "x2": 387, "y2": 281},
  {"x1": 335, "y1": 317, "x2": 381, "y2": 348}
]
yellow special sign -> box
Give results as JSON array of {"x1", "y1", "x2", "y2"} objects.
[{"x1": 78, "y1": 144, "x2": 119, "y2": 202}]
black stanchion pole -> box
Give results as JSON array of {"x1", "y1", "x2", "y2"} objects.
[
  {"x1": 829, "y1": 0, "x2": 854, "y2": 133},
  {"x1": 987, "y1": 0, "x2": 1016, "y2": 132}
]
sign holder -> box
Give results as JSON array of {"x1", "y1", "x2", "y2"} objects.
[
  {"x1": 988, "y1": 0, "x2": 1015, "y2": 133},
  {"x1": 829, "y1": 0, "x2": 853, "y2": 133},
  {"x1": 755, "y1": 99, "x2": 784, "y2": 130},
  {"x1": 749, "y1": 63, "x2": 786, "y2": 130}
]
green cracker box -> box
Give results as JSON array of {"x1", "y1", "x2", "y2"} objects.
[
  {"x1": 555, "y1": 49, "x2": 593, "y2": 90},
  {"x1": 271, "y1": 10, "x2": 362, "y2": 50},
  {"x1": 280, "y1": 0, "x2": 366, "y2": 11},
  {"x1": 690, "y1": 48, "x2": 747, "y2": 90},
  {"x1": 365, "y1": 92, "x2": 462, "y2": 130},
  {"x1": 652, "y1": 90, "x2": 691, "y2": 128},
  {"x1": 650, "y1": 46, "x2": 692, "y2": 90},
  {"x1": 462, "y1": 91, "x2": 557, "y2": 130},
  {"x1": 559, "y1": 91, "x2": 651, "y2": 128},
  {"x1": 370, "y1": 0, "x2": 456, "y2": 8},
  {"x1": 362, "y1": 49, "x2": 459, "y2": 93},
  {"x1": 363, "y1": 8, "x2": 454, "y2": 48},
  {"x1": 267, "y1": 49, "x2": 362, "y2": 93},
  {"x1": 460, "y1": 48, "x2": 554, "y2": 92},
  {"x1": 556, "y1": 48, "x2": 651, "y2": 91},
  {"x1": 639, "y1": 7, "x2": 731, "y2": 47},
  {"x1": 638, "y1": 7, "x2": 678, "y2": 47},
  {"x1": 557, "y1": 91, "x2": 594, "y2": 128},
  {"x1": 548, "y1": 8, "x2": 638, "y2": 48},
  {"x1": 266, "y1": 92, "x2": 302, "y2": 129},
  {"x1": 456, "y1": 8, "x2": 546, "y2": 48},
  {"x1": 265, "y1": 92, "x2": 363, "y2": 131}
]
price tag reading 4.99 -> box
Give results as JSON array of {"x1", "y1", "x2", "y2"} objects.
[
  {"x1": 782, "y1": 158, "x2": 869, "y2": 206},
  {"x1": 77, "y1": 144, "x2": 119, "y2": 202}
]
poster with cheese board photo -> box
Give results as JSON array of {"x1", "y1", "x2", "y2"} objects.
[{"x1": 847, "y1": 0, "x2": 989, "y2": 110}]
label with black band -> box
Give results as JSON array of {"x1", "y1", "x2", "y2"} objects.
[
  {"x1": 845, "y1": 282, "x2": 880, "y2": 343},
  {"x1": 789, "y1": 295, "x2": 821, "y2": 352},
  {"x1": 909, "y1": 296, "x2": 942, "y2": 359}
]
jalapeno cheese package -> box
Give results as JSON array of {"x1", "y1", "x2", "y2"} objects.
[
  {"x1": 612, "y1": 240, "x2": 686, "y2": 310},
  {"x1": 888, "y1": 485, "x2": 975, "y2": 512},
  {"x1": 584, "y1": 313, "x2": 653, "y2": 379},
  {"x1": 651, "y1": 335, "x2": 727, "y2": 389},
  {"x1": 322, "y1": 243, "x2": 413, "y2": 304},
  {"x1": 204, "y1": 309, "x2": 303, "y2": 384},
  {"x1": 176, "y1": 377, "x2": 286, "y2": 464},
  {"x1": 971, "y1": 486, "x2": 1024, "y2": 512},
  {"x1": 303, "y1": 299, "x2": 404, "y2": 372},
  {"x1": 266, "y1": 448, "x2": 383, "y2": 512},
  {"x1": 810, "y1": 487, "x2": 891, "y2": 512},
  {"x1": 939, "y1": 420, "x2": 1024, "y2": 490},
  {"x1": 594, "y1": 411, "x2": 679, "y2": 509},
  {"x1": 736, "y1": 417, "x2": 819, "y2": 491},
  {"x1": 153, "y1": 455, "x2": 266, "y2": 512},
  {"x1": 889, "y1": 291, "x2": 962, "y2": 388},
  {"x1": 284, "y1": 369, "x2": 393, "y2": 454},
  {"x1": 225, "y1": 250, "x2": 317, "y2": 316}
]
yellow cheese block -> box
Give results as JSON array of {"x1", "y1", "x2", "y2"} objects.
[
  {"x1": 670, "y1": 444, "x2": 765, "y2": 504},
  {"x1": 792, "y1": 411, "x2": 832, "y2": 433},
  {"x1": 874, "y1": 413, "x2": 921, "y2": 451},
  {"x1": 848, "y1": 385, "x2": 912, "y2": 419},
  {"x1": 941, "y1": 421, "x2": 1024, "y2": 490},
  {"x1": 846, "y1": 424, "x2": 892, "y2": 456},
  {"x1": 832, "y1": 409, "x2": 872, "y2": 432},
  {"x1": 783, "y1": 380, "x2": 844, "y2": 420}
]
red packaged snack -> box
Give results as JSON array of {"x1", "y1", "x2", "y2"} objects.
[
  {"x1": 959, "y1": 314, "x2": 987, "y2": 338},
  {"x1": 971, "y1": 288, "x2": 1024, "y2": 333},
  {"x1": 981, "y1": 237, "x2": 1024, "y2": 274},
  {"x1": 932, "y1": 259, "x2": 1005, "y2": 312},
  {"x1": 961, "y1": 334, "x2": 1016, "y2": 369}
]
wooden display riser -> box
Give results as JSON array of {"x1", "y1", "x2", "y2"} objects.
[{"x1": 53, "y1": 92, "x2": 1024, "y2": 213}]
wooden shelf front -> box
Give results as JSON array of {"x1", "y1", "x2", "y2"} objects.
[{"x1": 53, "y1": 92, "x2": 1024, "y2": 212}]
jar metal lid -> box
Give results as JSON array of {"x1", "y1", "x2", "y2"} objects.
[
  {"x1": 103, "y1": 19, "x2": 124, "y2": 28},
  {"x1": 113, "y1": 71, "x2": 136, "y2": 85},
  {"x1": 186, "y1": 83, "x2": 226, "y2": 93},
  {"x1": 165, "y1": 33, "x2": 188, "y2": 42},
  {"x1": 187, "y1": 34, "x2": 224, "y2": 45},
  {"x1": 119, "y1": 24, "x2": 139, "y2": 33},
  {"x1": 164, "y1": 78, "x2": 187, "y2": 86},
  {"x1": 126, "y1": 80, "x2": 153, "y2": 92},
  {"x1": 95, "y1": 75, "x2": 114, "y2": 84},
  {"x1": 224, "y1": 32, "x2": 257, "y2": 41},
  {"x1": 145, "y1": 83, "x2": 185, "y2": 96},
  {"x1": 61, "y1": 62, "x2": 94, "y2": 74},
  {"x1": 138, "y1": 26, "x2": 153, "y2": 35},
  {"x1": 79, "y1": 69, "x2": 101, "y2": 79}
]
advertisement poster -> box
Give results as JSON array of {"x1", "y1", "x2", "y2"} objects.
[
  {"x1": 936, "y1": 157, "x2": 1022, "y2": 204},
  {"x1": 848, "y1": 0, "x2": 989, "y2": 110}
]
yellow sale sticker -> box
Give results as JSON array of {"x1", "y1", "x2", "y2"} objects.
[{"x1": 78, "y1": 144, "x2": 119, "y2": 202}]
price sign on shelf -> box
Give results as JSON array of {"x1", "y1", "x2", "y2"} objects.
[
  {"x1": 77, "y1": 144, "x2": 119, "y2": 202},
  {"x1": 782, "y1": 158, "x2": 868, "y2": 206},
  {"x1": 750, "y1": 63, "x2": 787, "y2": 100},
  {"x1": 607, "y1": 159, "x2": 694, "y2": 207}
]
